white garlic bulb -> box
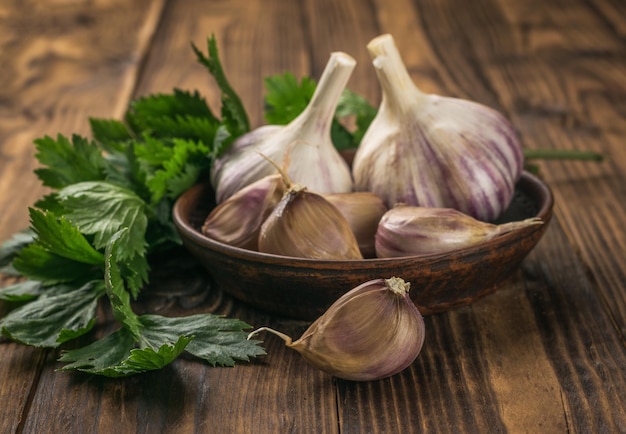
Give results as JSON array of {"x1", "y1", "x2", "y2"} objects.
[
  {"x1": 211, "y1": 52, "x2": 356, "y2": 204},
  {"x1": 352, "y1": 34, "x2": 524, "y2": 221}
]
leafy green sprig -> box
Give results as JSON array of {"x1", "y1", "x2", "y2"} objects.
[{"x1": 0, "y1": 36, "x2": 262, "y2": 376}]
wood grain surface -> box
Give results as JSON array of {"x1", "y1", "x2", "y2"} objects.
[{"x1": 1, "y1": 0, "x2": 625, "y2": 433}]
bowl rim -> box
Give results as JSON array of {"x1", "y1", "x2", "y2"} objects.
[{"x1": 172, "y1": 170, "x2": 554, "y2": 267}]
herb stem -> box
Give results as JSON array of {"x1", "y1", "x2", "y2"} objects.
[{"x1": 523, "y1": 149, "x2": 604, "y2": 162}]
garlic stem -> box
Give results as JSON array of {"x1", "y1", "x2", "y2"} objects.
[
  {"x1": 247, "y1": 327, "x2": 293, "y2": 345},
  {"x1": 367, "y1": 34, "x2": 426, "y2": 112},
  {"x1": 292, "y1": 52, "x2": 356, "y2": 136},
  {"x1": 385, "y1": 277, "x2": 411, "y2": 295}
]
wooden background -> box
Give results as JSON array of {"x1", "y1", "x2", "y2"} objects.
[{"x1": 1, "y1": 0, "x2": 625, "y2": 432}]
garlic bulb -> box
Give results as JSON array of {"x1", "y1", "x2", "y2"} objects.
[
  {"x1": 248, "y1": 277, "x2": 425, "y2": 381},
  {"x1": 376, "y1": 205, "x2": 543, "y2": 258},
  {"x1": 201, "y1": 173, "x2": 286, "y2": 250},
  {"x1": 352, "y1": 34, "x2": 524, "y2": 221},
  {"x1": 258, "y1": 181, "x2": 363, "y2": 260},
  {"x1": 323, "y1": 192, "x2": 388, "y2": 258},
  {"x1": 211, "y1": 52, "x2": 356, "y2": 204}
]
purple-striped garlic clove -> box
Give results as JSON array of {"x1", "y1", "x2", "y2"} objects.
[
  {"x1": 375, "y1": 205, "x2": 543, "y2": 258},
  {"x1": 202, "y1": 173, "x2": 286, "y2": 250},
  {"x1": 258, "y1": 182, "x2": 363, "y2": 260},
  {"x1": 352, "y1": 34, "x2": 524, "y2": 221},
  {"x1": 248, "y1": 277, "x2": 425, "y2": 381}
]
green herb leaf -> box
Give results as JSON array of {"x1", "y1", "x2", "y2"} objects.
[
  {"x1": 126, "y1": 89, "x2": 218, "y2": 140},
  {"x1": 264, "y1": 72, "x2": 316, "y2": 125},
  {"x1": 34, "y1": 134, "x2": 107, "y2": 189},
  {"x1": 13, "y1": 243, "x2": 100, "y2": 284},
  {"x1": 336, "y1": 89, "x2": 377, "y2": 145},
  {"x1": 0, "y1": 280, "x2": 44, "y2": 302},
  {"x1": 58, "y1": 329, "x2": 192, "y2": 378},
  {"x1": 12, "y1": 209, "x2": 103, "y2": 284},
  {"x1": 139, "y1": 314, "x2": 265, "y2": 367},
  {"x1": 27, "y1": 208, "x2": 104, "y2": 265},
  {"x1": 57, "y1": 181, "x2": 148, "y2": 261},
  {"x1": 138, "y1": 138, "x2": 210, "y2": 203},
  {"x1": 192, "y1": 35, "x2": 250, "y2": 153},
  {"x1": 89, "y1": 118, "x2": 133, "y2": 152},
  {"x1": 0, "y1": 229, "x2": 35, "y2": 275},
  {"x1": 0, "y1": 281, "x2": 105, "y2": 347},
  {"x1": 104, "y1": 229, "x2": 143, "y2": 337}
]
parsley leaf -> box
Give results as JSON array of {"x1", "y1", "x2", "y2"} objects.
[
  {"x1": 136, "y1": 138, "x2": 211, "y2": 204},
  {"x1": 192, "y1": 35, "x2": 250, "y2": 155},
  {"x1": 139, "y1": 314, "x2": 265, "y2": 367},
  {"x1": 104, "y1": 229, "x2": 143, "y2": 337},
  {"x1": 336, "y1": 89, "x2": 377, "y2": 145},
  {"x1": 0, "y1": 281, "x2": 105, "y2": 347},
  {"x1": 12, "y1": 209, "x2": 104, "y2": 284},
  {"x1": 27, "y1": 208, "x2": 104, "y2": 265},
  {"x1": 0, "y1": 230, "x2": 35, "y2": 275},
  {"x1": 58, "y1": 329, "x2": 192, "y2": 378},
  {"x1": 0, "y1": 280, "x2": 43, "y2": 302},
  {"x1": 34, "y1": 134, "x2": 107, "y2": 188},
  {"x1": 56, "y1": 182, "x2": 148, "y2": 261},
  {"x1": 89, "y1": 118, "x2": 133, "y2": 152},
  {"x1": 264, "y1": 72, "x2": 316, "y2": 125},
  {"x1": 126, "y1": 90, "x2": 218, "y2": 141}
]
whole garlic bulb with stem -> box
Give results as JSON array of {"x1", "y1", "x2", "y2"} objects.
[
  {"x1": 211, "y1": 52, "x2": 356, "y2": 204},
  {"x1": 376, "y1": 205, "x2": 543, "y2": 258},
  {"x1": 201, "y1": 173, "x2": 286, "y2": 250},
  {"x1": 248, "y1": 277, "x2": 425, "y2": 382},
  {"x1": 352, "y1": 34, "x2": 524, "y2": 221}
]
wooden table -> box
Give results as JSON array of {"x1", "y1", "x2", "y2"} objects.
[{"x1": 1, "y1": 0, "x2": 625, "y2": 432}]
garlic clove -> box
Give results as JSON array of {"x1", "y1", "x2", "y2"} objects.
[
  {"x1": 248, "y1": 277, "x2": 425, "y2": 382},
  {"x1": 352, "y1": 34, "x2": 524, "y2": 221},
  {"x1": 258, "y1": 183, "x2": 364, "y2": 260},
  {"x1": 375, "y1": 205, "x2": 543, "y2": 258},
  {"x1": 211, "y1": 52, "x2": 356, "y2": 204},
  {"x1": 201, "y1": 173, "x2": 286, "y2": 250},
  {"x1": 323, "y1": 192, "x2": 388, "y2": 258}
]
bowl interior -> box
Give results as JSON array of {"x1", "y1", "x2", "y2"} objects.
[{"x1": 173, "y1": 172, "x2": 553, "y2": 320}]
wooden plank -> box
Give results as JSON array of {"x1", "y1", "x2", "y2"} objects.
[{"x1": 0, "y1": 0, "x2": 166, "y2": 431}]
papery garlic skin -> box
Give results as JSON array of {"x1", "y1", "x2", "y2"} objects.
[
  {"x1": 248, "y1": 277, "x2": 425, "y2": 382},
  {"x1": 258, "y1": 184, "x2": 363, "y2": 260},
  {"x1": 201, "y1": 173, "x2": 286, "y2": 250},
  {"x1": 211, "y1": 52, "x2": 356, "y2": 204},
  {"x1": 352, "y1": 34, "x2": 524, "y2": 221},
  {"x1": 323, "y1": 192, "x2": 388, "y2": 258},
  {"x1": 376, "y1": 205, "x2": 543, "y2": 258}
]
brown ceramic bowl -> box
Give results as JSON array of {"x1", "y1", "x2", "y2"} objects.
[{"x1": 173, "y1": 172, "x2": 553, "y2": 320}]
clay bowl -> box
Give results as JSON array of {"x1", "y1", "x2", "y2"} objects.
[{"x1": 173, "y1": 172, "x2": 553, "y2": 321}]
